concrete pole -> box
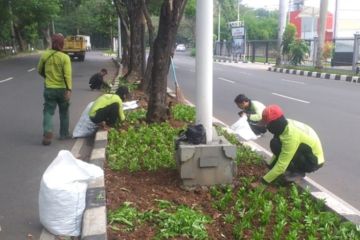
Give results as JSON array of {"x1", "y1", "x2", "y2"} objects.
[
  {"x1": 196, "y1": 0, "x2": 213, "y2": 143},
  {"x1": 218, "y1": 3, "x2": 221, "y2": 42},
  {"x1": 352, "y1": 34, "x2": 360, "y2": 72},
  {"x1": 117, "y1": 17, "x2": 122, "y2": 60},
  {"x1": 333, "y1": 0, "x2": 338, "y2": 40},
  {"x1": 237, "y1": 0, "x2": 240, "y2": 21},
  {"x1": 315, "y1": 0, "x2": 329, "y2": 69},
  {"x1": 276, "y1": 0, "x2": 286, "y2": 65}
]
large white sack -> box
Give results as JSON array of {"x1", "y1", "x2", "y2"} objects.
[
  {"x1": 39, "y1": 150, "x2": 103, "y2": 236},
  {"x1": 73, "y1": 101, "x2": 98, "y2": 138},
  {"x1": 123, "y1": 100, "x2": 139, "y2": 110},
  {"x1": 230, "y1": 115, "x2": 258, "y2": 141}
]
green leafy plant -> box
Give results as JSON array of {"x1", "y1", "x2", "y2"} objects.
[
  {"x1": 171, "y1": 104, "x2": 196, "y2": 122},
  {"x1": 118, "y1": 77, "x2": 139, "y2": 91},
  {"x1": 124, "y1": 108, "x2": 147, "y2": 124},
  {"x1": 107, "y1": 122, "x2": 179, "y2": 171},
  {"x1": 108, "y1": 202, "x2": 141, "y2": 232}
]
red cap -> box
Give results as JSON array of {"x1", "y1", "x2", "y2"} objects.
[{"x1": 262, "y1": 105, "x2": 284, "y2": 124}]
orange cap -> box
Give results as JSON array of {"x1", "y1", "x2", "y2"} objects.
[{"x1": 262, "y1": 105, "x2": 284, "y2": 124}]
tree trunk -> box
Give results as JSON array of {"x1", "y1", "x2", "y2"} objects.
[
  {"x1": 13, "y1": 24, "x2": 26, "y2": 51},
  {"x1": 141, "y1": 0, "x2": 155, "y2": 93},
  {"x1": 113, "y1": 0, "x2": 131, "y2": 73},
  {"x1": 126, "y1": 0, "x2": 146, "y2": 83},
  {"x1": 41, "y1": 27, "x2": 51, "y2": 49},
  {"x1": 146, "y1": 0, "x2": 187, "y2": 123},
  {"x1": 315, "y1": 0, "x2": 329, "y2": 69}
]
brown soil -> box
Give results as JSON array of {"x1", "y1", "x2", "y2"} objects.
[{"x1": 105, "y1": 88, "x2": 270, "y2": 240}]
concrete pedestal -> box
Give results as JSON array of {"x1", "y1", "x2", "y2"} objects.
[{"x1": 176, "y1": 134, "x2": 237, "y2": 186}]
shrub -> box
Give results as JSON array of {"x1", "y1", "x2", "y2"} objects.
[{"x1": 289, "y1": 39, "x2": 309, "y2": 66}]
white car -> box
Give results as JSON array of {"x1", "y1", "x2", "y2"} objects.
[{"x1": 176, "y1": 44, "x2": 186, "y2": 52}]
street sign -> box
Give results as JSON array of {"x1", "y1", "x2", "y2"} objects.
[
  {"x1": 231, "y1": 27, "x2": 245, "y2": 38},
  {"x1": 228, "y1": 21, "x2": 243, "y2": 28}
]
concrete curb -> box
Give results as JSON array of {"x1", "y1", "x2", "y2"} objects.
[
  {"x1": 81, "y1": 131, "x2": 108, "y2": 240},
  {"x1": 81, "y1": 57, "x2": 121, "y2": 240},
  {"x1": 268, "y1": 66, "x2": 360, "y2": 84}
]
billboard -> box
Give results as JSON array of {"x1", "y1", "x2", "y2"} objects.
[{"x1": 230, "y1": 25, "x2": 245, "y2": 55}]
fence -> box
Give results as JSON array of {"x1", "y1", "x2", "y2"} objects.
[{"x1": 214, "y1": 40, "x2": 277, "y2": 64}]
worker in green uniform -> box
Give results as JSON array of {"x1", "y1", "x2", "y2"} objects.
[
  {"x1": 261, "y1": 105, "x2": 325, "y2": 183},
  {"x1": 234, "y1": 94, "x2": 267, "y2": 135},
  {"x1": 38, "y1": 33, "x2": 72, "y2": 145},
  {"x1": 88, "y1": 87, "x2": 128, "y2": 128}
]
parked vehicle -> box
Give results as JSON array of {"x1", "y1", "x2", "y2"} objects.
[
  {"x1": 77, "y1": 35, "x2": 91, "y2": 51},
  {"x1": 63, "y1": 35, "x2": 87, "y2": 61},
  {"x1": 176, "y1": 44, "x2": 186, "y2": 52}
]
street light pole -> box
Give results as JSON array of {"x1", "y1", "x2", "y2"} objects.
[
  {"x1": 218, "y1": 2, "x2": 221, "y2": 41},
  {"x1": 276, "y1": 0, "x2": 286, "y2": 65},
  {"x1": 196, "y1": 0, "x2": 213, "y2": 143},
  {"x1": 237, "y1": 0, "x2": 240, "y2": 21}
]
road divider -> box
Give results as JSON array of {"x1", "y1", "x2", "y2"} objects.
[{"x1": 272, "y1": 92, "x2": 310, "y2": 104}]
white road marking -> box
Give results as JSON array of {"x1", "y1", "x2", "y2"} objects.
[
  {"x1": 0, "y1": 77, "x2": 13, "y2": 83},
  {"x1": 238, "y1": 71, "x2": 252, "y2": 76},
  {"x1": 272, "y1": 92, "x2": 310, "y2": 104},
  {"x1": 282, "y1": 79, "x2": 305, "y2": 84},
  {"x1": 218, "y1": 77, "x2": 235, "y2": 84},
  {"x1": 27, "y1": 68, "x2": 35, "y2": 72}
]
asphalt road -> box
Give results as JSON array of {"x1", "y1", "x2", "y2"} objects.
[
  {"x1": 0, "y1": 51, "x2": 115, "y2": 239},
  {"x1": 171, "y1": 51, "x2": 360, "y2": 210}
]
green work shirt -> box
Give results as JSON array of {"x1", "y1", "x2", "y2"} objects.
[
  {"x1": 263, "y1": 119, "x2": 325, "y2": 183},
  {"x1": 89, "y1": 94, "x2": 125, "y2": 121},
  {"x1": 247, "y1": 100, "x2": 265, "y2": 122},
  {"x1": 37, "y1": 49, "x2": 72, "y2": 90}
]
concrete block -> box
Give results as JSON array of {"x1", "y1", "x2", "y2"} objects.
[{"x1": 176, "y1": 135, "x2": 237, "y2": 186}]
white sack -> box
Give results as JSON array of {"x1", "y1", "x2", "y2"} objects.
[
  {"x1": 230, "y1": 115, "x2": 258, "y2": 141},
  {"x1": 73, "y1": 101, "x2": 98, "y2": 138},
  {"x1": 123, "y1": 100, "x2": 139, "y2": 110},
  {"x1": 39, "y1": 150, "x2": 104, "y2": 236}
]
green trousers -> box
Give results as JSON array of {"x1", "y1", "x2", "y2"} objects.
[{"x1": 43, "y1": 88, "x2": 70, "y2": 137}]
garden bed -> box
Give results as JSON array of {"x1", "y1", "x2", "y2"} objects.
[{"x1": 105, "y1": 86, "x2": 360, "y2": 240}]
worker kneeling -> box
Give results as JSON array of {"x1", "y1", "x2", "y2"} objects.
[
  {"x1": 261, "y1": 105, "x2": 325, "y2": 183},
  {"x1": 88, "y1": 87, "x2": 129, "y2": 128}
]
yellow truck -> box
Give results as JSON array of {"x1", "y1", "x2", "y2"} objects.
[{"x1": 63, "y1": 35, "x2": 87, "y2": 61}]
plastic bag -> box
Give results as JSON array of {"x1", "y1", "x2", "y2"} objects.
[
  {"x1": 230, "y1": 115, "x2": 258, "y2": 141},
  {"x1": 73, "y1": 101, "x2": 98, "y2": 138},
  {"x1": 123, "y1": 100, "x2": 139, "y2": 111},
  {"x1": 39, "y1": 150, "x2": 104, "y2": 236}
]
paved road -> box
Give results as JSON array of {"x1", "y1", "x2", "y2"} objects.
[
  {"x1": 171, "y1": 51, "x2": 360, "y2": 210},
  {"x1": 0, "y1": 51, "x2": 115, "y2": 239}
]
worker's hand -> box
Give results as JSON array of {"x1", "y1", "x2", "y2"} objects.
[
  {"x1": 64, "y1": 90, "x2": 71, "y2": 101},
  {"x1": 238, "y1": 111, "x2": 245, "y2": 117}
]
